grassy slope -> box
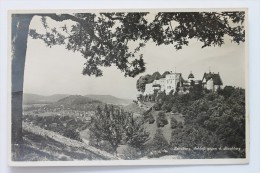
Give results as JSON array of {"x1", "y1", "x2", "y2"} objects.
[
  {"x1": 13, "y1": 123, "x2": 118, "y2": 161},
  {"x1": 14, "y1": 130, "x2": 98, "y2": 161},
  {"x1": 143, "y1": 111, "x2": 184, "y2": 142}
]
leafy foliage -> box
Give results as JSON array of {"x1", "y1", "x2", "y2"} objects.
[
  {"x1": 147, "y1": 129, "x2": 169, "y2": 158},
  {"x1": 63, "y1": 128, "x2": 82, "y2": 141},
  {"x1": 27, "y1": 12, "x2": 245, "y2": 78},
  {"x1": 143, "y1": 109, "x2": 155, "y2": 123},
  {"x1": 170, "y1": 117, "x2": 178, "y2": 129},
  {"x1": 89, "y1": 105, "x2": 149, "y2": 155},
  {"x1": 166, "y1": 86, "x2": 246, "y2": 158},
  {"x1": 136, "y1": 74, "x2": 153, "y2": 92},
  {"x1": 121, "y1": 146, "x2": 140, "y2": 160},
  {"x1": 23, "y1": 114, "x2": 86, "y2": 141},
  {"x1": 156, "y1": 111, "x2": 168, "y2": 127},
  {"x1": 89, "y1": 105, "x2": 127, "y2": 154},
  {"x1": 151, "y1": 72, "x2": 161, "y2": 80},
  {"x1": 148, "y1": 115, "x2": 155, "y2": 124},
  {"x1": 170, "y1": 124, "x2": 221, "y2": 159},
  {"x1": 125, "y1": 118, "x2": 150, "y2": 154}
]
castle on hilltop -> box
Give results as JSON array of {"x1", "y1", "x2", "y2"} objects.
[{"x1": 142, "y1": 71, "x2": 223, "y2": 96}]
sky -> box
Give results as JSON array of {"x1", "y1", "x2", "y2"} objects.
[{"x1": 23, "y1": 15, "x2": 246, "y2": 100}]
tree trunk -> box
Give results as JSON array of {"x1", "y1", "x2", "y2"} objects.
[{"x1": 11, "y1": 14, "x2": 33, "y2": 145}]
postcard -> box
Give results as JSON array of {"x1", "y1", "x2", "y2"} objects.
[{"x1": 9, "y1": 8, "x2": 249, "y2": 166}]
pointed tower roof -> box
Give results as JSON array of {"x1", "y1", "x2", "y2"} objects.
[{"x1": 188, "y1": 71, "x2": 194, "y2": 79}]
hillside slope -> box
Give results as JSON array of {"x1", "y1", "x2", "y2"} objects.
[
  {"x1": 46, "y1": 95, "x2": 103, "y2": 111},
  {"x1": 13, "y1": 122, "x2": 119, "y2": 161},
  {"x1": 24, "y1": 93, "x2": 132, "y2": 106},
  {"x1": 123, "y1": 103, "x2": 145, "y2": 114},
  {"x1": 143, "y1": 110, "x2": 184, "y2": 142},
  {"x1": 85, "y1": 94, "x2": 132, "y2": 105},
  {"x1": 57, "y1": 95, "x2": 101, "y2": 106},
  {"x1": 23, "y1": 93, "x2": 69, "y2": 104}
]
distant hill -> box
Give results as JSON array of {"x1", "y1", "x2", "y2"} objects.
[
  {"x1": 24, "y1": 93, "x2": 132, "y2": 106},
  {"x1": 23, "y1": 93, "x2": 69, "y2": 104},
  {"x1": 56, "y1": 95, "x2": 101, "y2": 106},
  {"x1": 46, "y1": 95, "x2": 103, "y2": 111},
  {"x1": 85, "y1": 94, "x2": 132, "y2": 105}
]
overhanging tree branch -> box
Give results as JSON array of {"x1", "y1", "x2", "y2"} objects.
[
  {"x1": 35, "y1": 13, "x2": 114, "y2": 49},
  {"x1": 29, "y1": 12, "x2": 245, "y2": 78}
]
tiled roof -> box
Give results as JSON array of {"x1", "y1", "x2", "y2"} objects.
[
  {"x1": 188, "y1": 73, "x2": 194, "y2": 79},
  {"x1": 202, "y1": 72, "x2": 223, "y2": 85}
]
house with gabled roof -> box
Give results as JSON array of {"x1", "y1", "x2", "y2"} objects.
[{"x1": 202, "y1": 72, "x2": 223, "y2": 91}]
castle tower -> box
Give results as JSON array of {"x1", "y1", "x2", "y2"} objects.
[{"x1": 188, "y1": 71, "x2": 194, "y2": 83}]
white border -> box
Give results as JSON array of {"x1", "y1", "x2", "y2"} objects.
[
  {"x1": 7, "y1": 8, "x2": 249, "y2": 167},
  {"x1": 1, "y1": 0, "x2": 260, "y2": 172}
]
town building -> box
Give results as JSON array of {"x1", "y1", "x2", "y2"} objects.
[
  {"x1": 178, "y1": 71, "x2": 195, "y2": 94},
  {"x1": 202, "y1": 72, "x2": 223, "y2": 91},
  {"x1": 142, "y1": 71, "x2": 223, "y2": 96},
  {"x1": 143, "y1": 72, "x2": 182, "y2": 95},
  {"x1": 165, "y1": 73, "x2": 182, "y2": 94},
  {"x1": 144, "y1": 83, "x2": 154, "y2": 95},
  {"x1": 159, "y1": 78, "x2": 166, "y2": 91},
  {"x1": 188, "y1": 71, "x2": 194, "y2": 82}
]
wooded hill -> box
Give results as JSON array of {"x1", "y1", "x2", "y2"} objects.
[{"x1": 23, "y1": 93, "x2": 132, "y2": 106}]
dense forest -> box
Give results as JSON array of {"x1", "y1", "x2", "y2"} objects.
[{"x1": 145, "y1": 85, "x2": 246, "y2": 158}]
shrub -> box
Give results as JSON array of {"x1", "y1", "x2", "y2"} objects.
[
  {"x1": 99, "y1": 140, "x2": 114, "y2": 154},
  {"x1": 63, "y1": 128, "x2": 82, "y2": 142},
  {"x1": 153, "y1": 103, "x2": 161, "y2": 111},
  {"x1": 156, "y1": 112, "x2": 168, "y2": 127},
  {"x1": 143, "y1": 108, "x2": 152, "y2": 116},
  {"x1": 170, "y1": 117, "x2": 178, "y2": 129},
  {"x1": 177, "y1": 122, "x2": 184, "y2": 128},
  {"x1": 121, "y1": 146, "x2": 141, "y2": 160},
  {"x1": 148, "y1": 129, "x2": 169, "y2": 158},
  {"x1": 125, "y1": 119, "x2": 150, "y2": 154},
  {"x1": 171, "y1": 105, "x2": 178, "y2": 113},
  {"x1": 148, "y1": 113, "x2": 155, "y2": 124},
  {"x1": 162, "y1": 102, "x2": 173, "y2": 112},
  {"x1": 89, "y1": 130, "x2": 100, "y2": 147}
]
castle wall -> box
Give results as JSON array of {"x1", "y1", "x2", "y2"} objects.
[
  {"x1": 144, "y1": 83, "x2": 154, "y2": 95},
  {"x1": 159, "y1": 78, "x2": 166, "y2": 92},
  {"x1": 206, "y1": 78, "x2": 214, "y2": 90},
  {"x1": 165, "y1": 73, "x2": 181, "y2": 94}
]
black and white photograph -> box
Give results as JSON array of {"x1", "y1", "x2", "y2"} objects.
[{"x1": 9, "y1": 9, "x2": 248, "y2": 166}]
